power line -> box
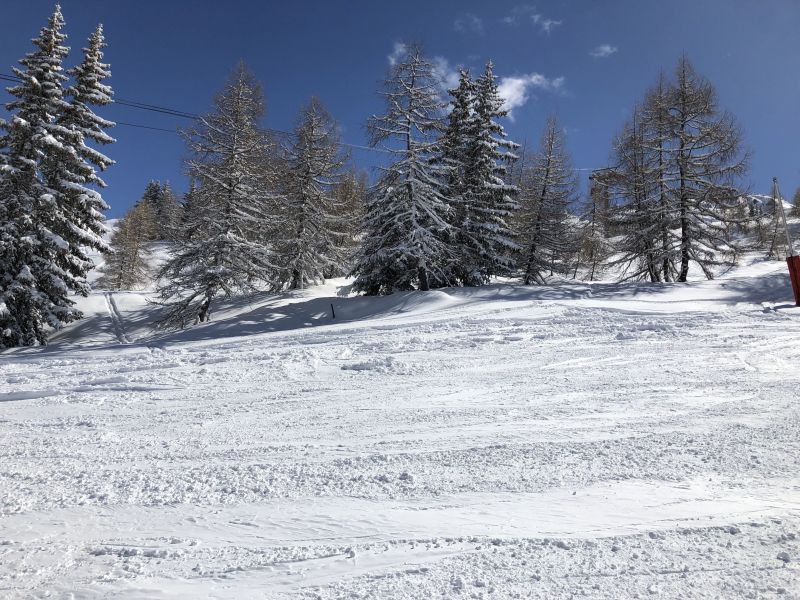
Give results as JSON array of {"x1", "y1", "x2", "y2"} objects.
[
  {"x1": 2, "y1": 71, "x2": 199, "y2": 120},
  {"x1": 0, "y1": 71, "x2": 606, "y2": 168},
  {"x1": 1, "y1": 71, "x2": 392, "y2": 154},
  {"x1": 114, "y1": 121, "x2": 177, "y2": 133},
  {"x1": 114, "y1": 99, "x2": 198, "y2": 120},
  {"x1": 1, "y1": 72, "x2": 194, "y2": 133}
]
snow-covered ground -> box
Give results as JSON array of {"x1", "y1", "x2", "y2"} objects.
[{"x1": 1, "y1": 256, "x2": 799, "y2": 598}]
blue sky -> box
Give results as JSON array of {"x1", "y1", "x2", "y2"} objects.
[{"x1": 2, "y1": 0, "x2": 799, "y2": 217}]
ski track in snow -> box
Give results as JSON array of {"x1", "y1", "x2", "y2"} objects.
[
  {"x1": 0, "y1": 258, "x2": 799, "y2": 598},
  {"x1": 104, "y1": 292, "x2": 132, "y2": 345}
]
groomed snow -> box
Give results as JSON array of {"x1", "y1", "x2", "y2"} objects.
[{"x1": 1, "y1": 256, "x2": 799, "y2": 598}]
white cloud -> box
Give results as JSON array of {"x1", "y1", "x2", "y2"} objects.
[
  {"x1": 501, "y1": 5, "x2": 562, "y2": 33},
  {"x1": 497, "y1": 73, "x2": 565, "y2": 119},
  {"x1": 432, "y1": 55, "x2": 460, "y2": 91},
  {"x1": 453, "y1": 13, "x2": 484, "y2": 35},
  {"x1": 387, "y1": 42, "x2": 407, "y2": 66},
  {"x1": 532, "y1": 14, "x2": 562, "y2": 33},
  {"x1": 590, "y1": 44, "x2": 618, "y2": 59},
  {"x1": 385, "y1": 45, "x2": 460, "y2": 94}
]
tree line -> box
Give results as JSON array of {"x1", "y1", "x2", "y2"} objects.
[
  {"x1": 1, "y1": 8, "x2": 794, "y2": 347},
  {"x1": 141, "y1": 47, "x2": 767, "y2": 329}
]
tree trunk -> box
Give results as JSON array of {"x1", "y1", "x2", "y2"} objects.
[
  {"x1": 524, "y1": 242, "x2": 537, "y2": 285},
  {"x1": 678, "y1": 190, "x2": 690, "y2": 281},
  {"x1": 417, "y1": 265, "x2": 430, "y2": 291},
  {"x1": 198, "y1": 291, "x2": 213, "y2": 323},
  {"x1": 677, "y1": 75, "x2": 690, "y2": 283}
]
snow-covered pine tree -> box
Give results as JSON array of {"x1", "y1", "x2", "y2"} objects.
[
  {"x1": 152, "y1": 64, "x2": 278, "y2": 327},
  {"x1": 574, "y1": 173, "x2": 613, "y2": 281},
  {"x1": 790, "y1": 188, "x2": 800, "y2": 218},
  {"x1": 179, "y1": 179, "x2": 203, "y2": 240},
  {"x1": 280, "y1": 97, "x2": 348, "y2": 290},
  {"x1": 439, "y1": 68, "x2": 476, "y2": 284},
  {"x1": 440, "y1": 69, "x2": 474, "y2": 195},
  {"x1": 157, "y1": 182, "x2": 181, "y2": 240},
  {"x1": 330, "y1": 169, "x2": 367, "y2": 275},
  {"x1": 97, "y1": 201, "x2": 155, "y2": 290},
  {"x1": 139, "y1": 180, "x2": 181, "y2": 240},
  {"x1": 351, "y1": 45, "x2": 453, "y2": 294},
  {"x1": 55, "y1": 23, "x2": 114, "y2": 274},
  {"x1": 140, "y1": 180, "x2": 162, "y2": 212},
  {"x1": 0, "y1": 133, "x2": 13, "y2": 344},
  {"x1": 519, "y1": 116, "x2": 577, "y2": 284},
  {"x1": 0, "y1": 6, "x2": 93, "y2": 347},
  {"x1": 452, "y1": 62, "x2": 519, "y2": 286}
]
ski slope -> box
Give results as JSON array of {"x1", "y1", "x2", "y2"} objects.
[{"x1": 1, "y1": 257, "x2": 799, "y2": 598}]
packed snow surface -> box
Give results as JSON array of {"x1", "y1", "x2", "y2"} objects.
[{"x1": 1, "y1": 257, "x2": 799, "y2": 598}]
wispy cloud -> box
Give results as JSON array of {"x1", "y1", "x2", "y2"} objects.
[
  {"x1": 386, "y1": 44, "x2": 460, "y2": 93},
  {"x1": 501, "y1": 5, "x2": 562, "y2": 33},
  {"x1": 497, "y1": 73, "x2": 565, "y2": 119},
  {"x1": 432, "y1": 55, "x2": 460, "y2": 90},
  {"x1": 387, "y1": 42, "x2": 407, "y2": 66},
  {"x1": 589, "y1": 44, "x2": 618, "y2": 59},
  {"x1": 453, "y1": 12, "x2": 484, "y2": 35},
  {"x1": 385, "y1": 43, "x2": 563, "y2": 118},
  {"x1": 533, "y1": 14, "x2": 562, "y2": 33}
]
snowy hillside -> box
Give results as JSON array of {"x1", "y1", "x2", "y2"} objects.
[{"x1": 1, "y1": 254, "x2": 799, "y2": 598}]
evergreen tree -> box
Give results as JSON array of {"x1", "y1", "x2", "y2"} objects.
[
  {"x1": 440, "y1": 69, "x2": 475, "y2": 201},
  {"x1": 0, "y1": 6, "x2": 108, "y2": 347},
  {"x1": 139, "y1": 180, "x2": 181, "y2": 240},
  {"x1": 180, "y1": 179, "x2": 203, "y2": 240},
  {"x1": 575, "y1": 174, "x2": 613, "y2": 281},
  {"x1": 351, "y1": 45, "x2": 452, "y2": 294},
  {"x1": 519, "y1": 116, "x2": 577, "y2": 284},
  {"x1": 330, "y1": 168, "x2": 368, "y2": 275},
  {"x1": 439, "y1": 69, "x2": 476, "y2": 284},
  {"x1": 791, "y1": 187, "x2": 800, "y2": 218},
  {"x1": 58, "y1": 23, "x2": 115, "y2": 262},
  {"x1": 280, "y1": 97, "x2": 348, "y2": 290},
  {"x1": 97, "y1": 201, "x2": 155, "y2": 290},
  {"x1": 157, "y1": 182, "x2": 182, "y2": 240},
  {"x1": 152, "y1": 64, "x2": 278, "y2": 327},
  {"x1": 140, "y1": 180, "x2": 162, "y2": 212},
  {"x1": 453, "y1": 63, "x2": 519, "y2": 286}
]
